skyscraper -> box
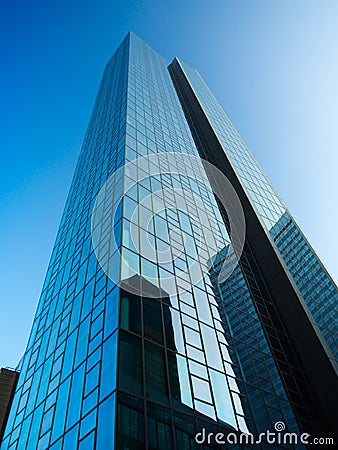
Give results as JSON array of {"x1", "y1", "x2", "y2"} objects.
[{"x1": 2, "y1": 32, "x2": 337, "y2": 449}]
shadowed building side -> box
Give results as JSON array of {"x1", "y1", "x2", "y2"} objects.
[{"x1": 0, "y1": 369, "x2": 19, "y2": 442}]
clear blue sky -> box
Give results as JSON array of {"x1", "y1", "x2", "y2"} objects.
[{"x1": 1, "y1": 0, "x2": 337, "y2": 368}]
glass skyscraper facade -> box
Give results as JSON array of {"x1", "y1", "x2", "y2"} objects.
[{"x1": 2, "y1": 32, "x2": 337, "y2": 449}]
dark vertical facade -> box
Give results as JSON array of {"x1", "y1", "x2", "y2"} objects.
[
  {"x1": 2, "y1": 33, "x2": 337, "y2": 450},
  {"x1": 0, "y1": 369, "x2": 19, "y2": 443}
]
